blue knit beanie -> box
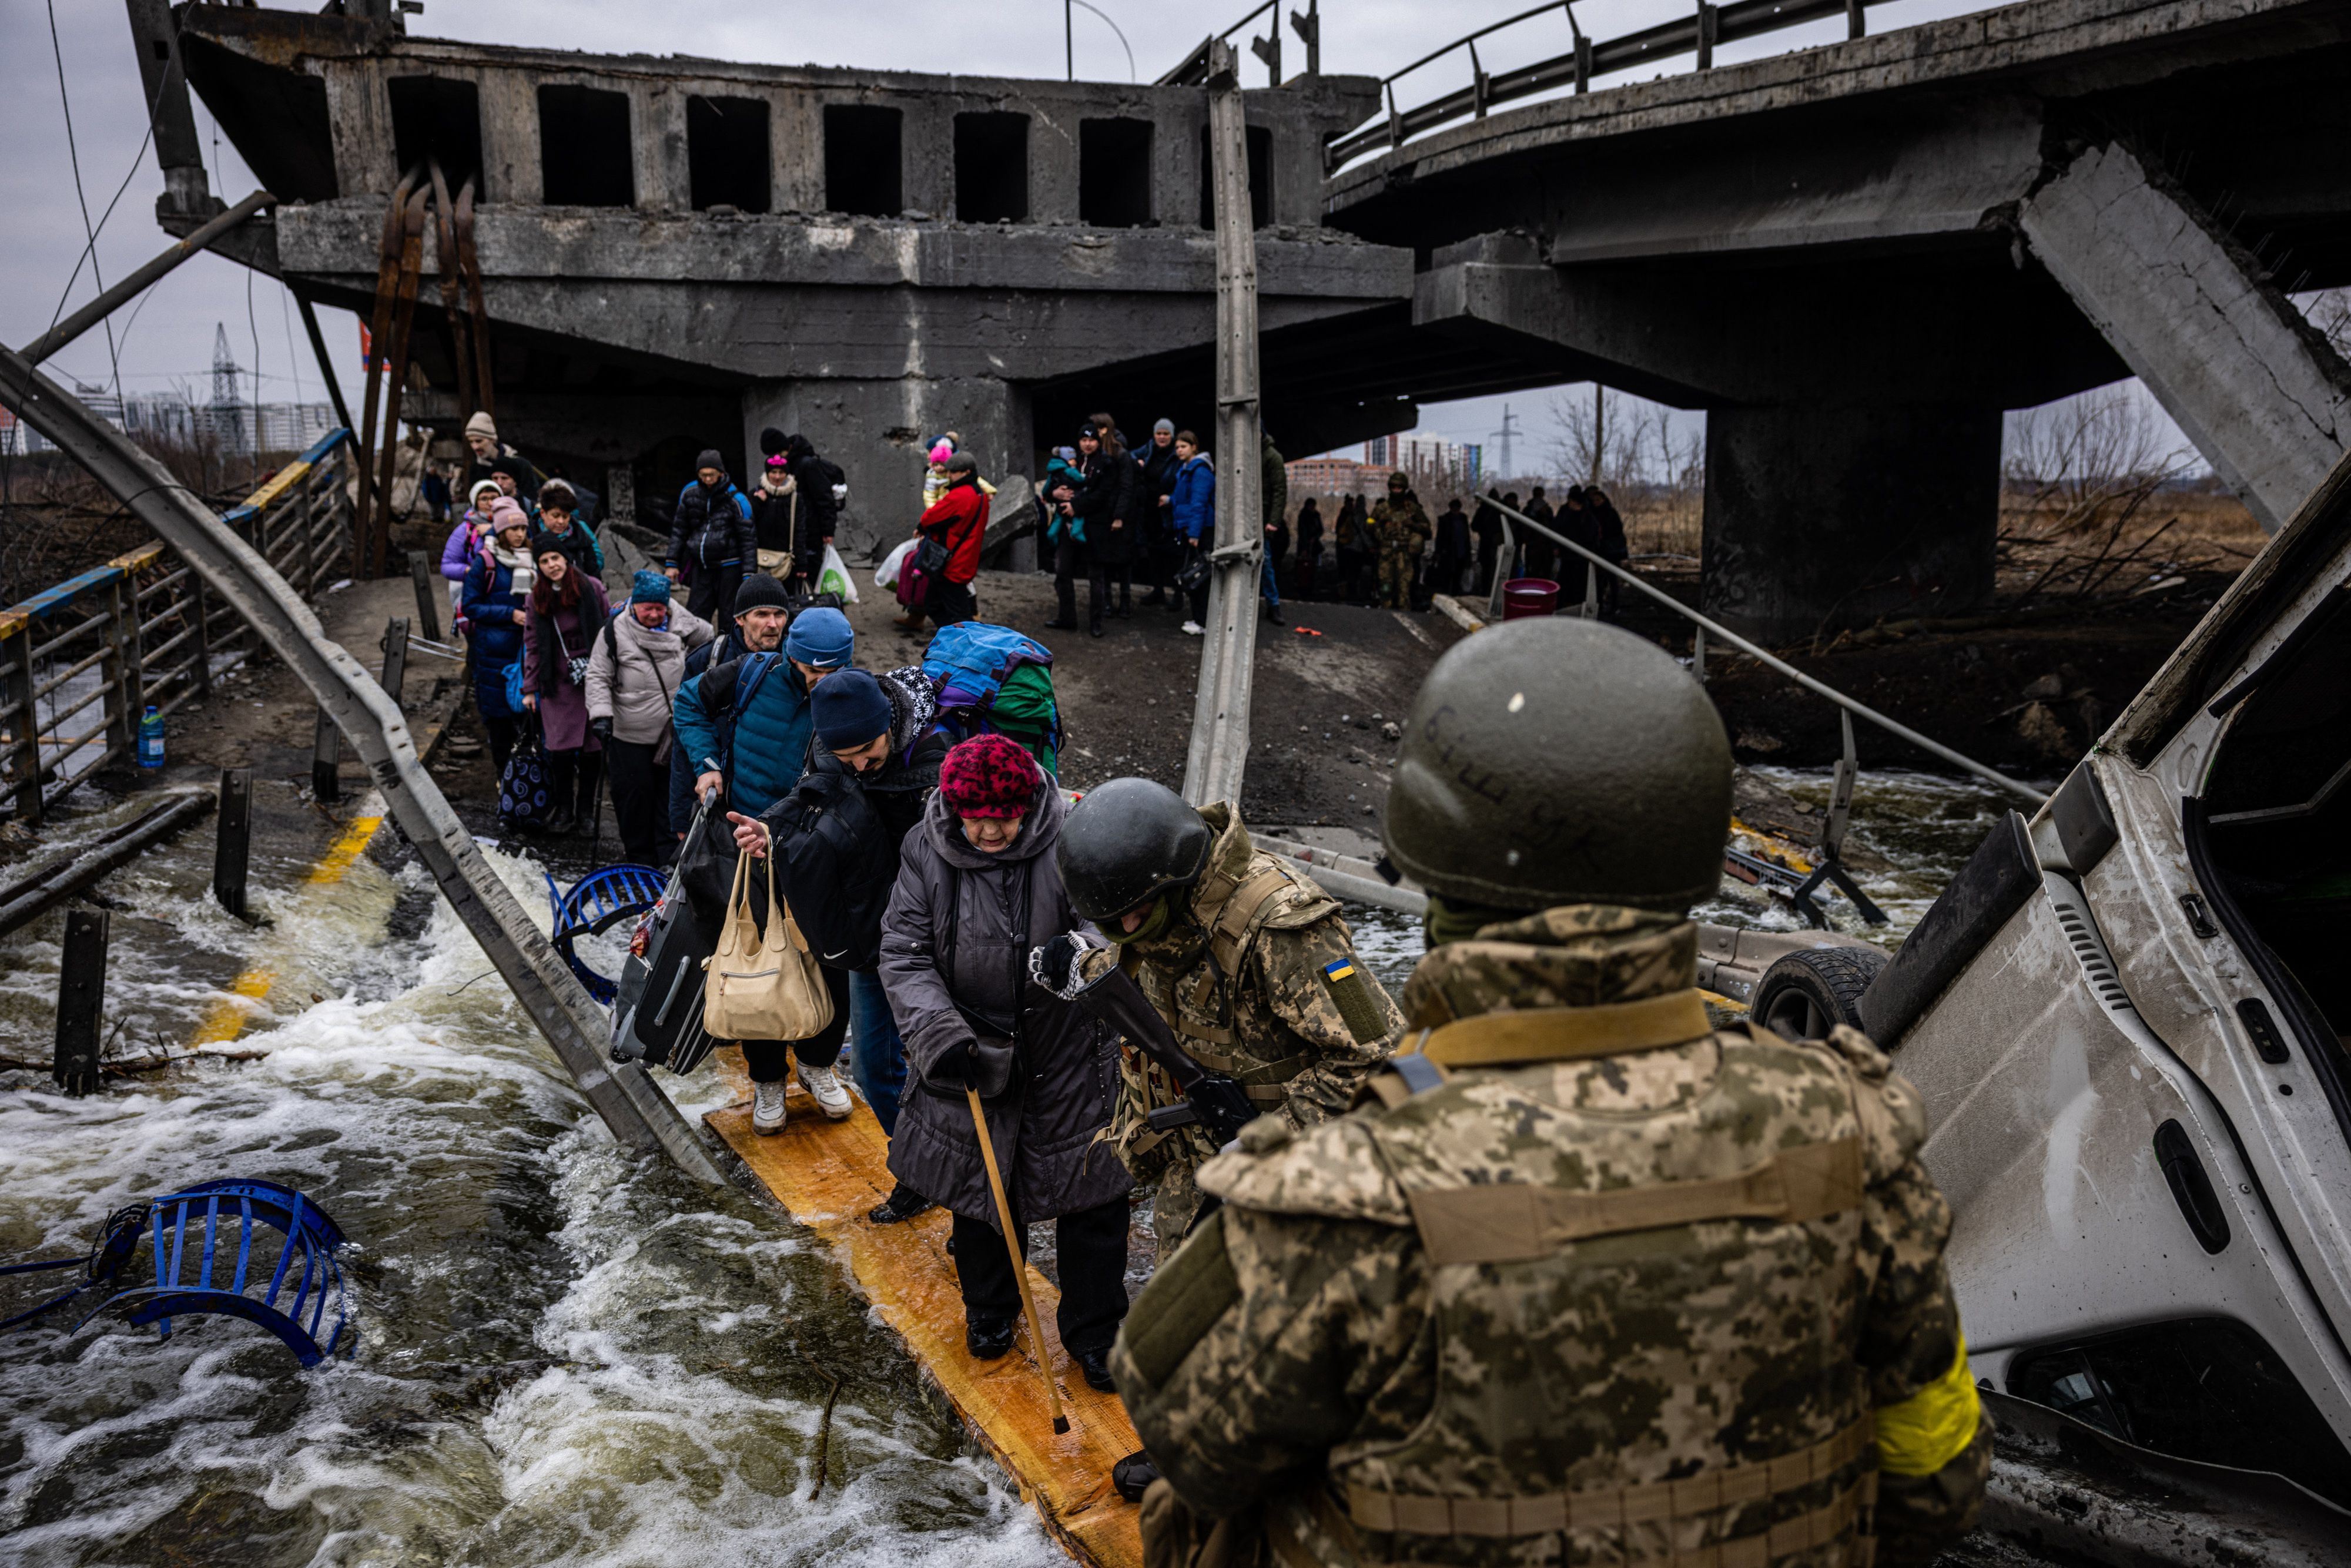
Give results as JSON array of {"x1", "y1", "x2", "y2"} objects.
[
  {"x1": 783, "y1": 605, "x2": 855, "y2": 669},
  {"x1": 630, "y1": 569, "x2": 671, "y2": 605},
  {"x1": 811, "y1": 669, "x2": 893, "y2": 750}
]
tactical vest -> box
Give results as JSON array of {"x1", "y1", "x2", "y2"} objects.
[
  {"x1": 1267, "y1": 999, "x2": 1881, "y2": 1568},
  {"x1": 1127, "y1": 851, "x2": 1338, "y2": 1111}
]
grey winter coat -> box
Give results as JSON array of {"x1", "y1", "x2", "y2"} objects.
[
  {"x1": 584, "y1": 602, "x2": 715, "y2": 744},
  {"x1": 880, "y1": 782, "x2": 1130, "y2": 1231}
]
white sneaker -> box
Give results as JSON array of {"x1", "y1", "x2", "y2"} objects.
[
  {"x1": 1181, "y1": 620, "x2": 1205, "y2": 636},
  {"x1": 752, "y1": 1080, "x2": 788, "y2": 1135},
  {"x1": 798, "y1": 1060, "x2": 853, "y2": 1120}
]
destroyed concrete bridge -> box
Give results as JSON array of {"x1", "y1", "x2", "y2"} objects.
[{"x1": 139, "y1": 0, "x2": 2351, "y2": 635}]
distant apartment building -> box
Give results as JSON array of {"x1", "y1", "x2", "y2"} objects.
[
  {"x1": 0, "y1": 390, "x2": 340, "y2": 456},
  {"x1": 1364, "y1": 433, "x2": 1483, "y2": 490}
]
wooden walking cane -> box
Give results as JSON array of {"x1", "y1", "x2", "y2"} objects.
[{"x1": 966, "y1": 1084, "x2": 1070, "y2": 1434}]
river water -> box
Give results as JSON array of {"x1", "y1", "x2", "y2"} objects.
[{"x1": 0, "y1": 767, "x2": 2024, "y2": 1566}]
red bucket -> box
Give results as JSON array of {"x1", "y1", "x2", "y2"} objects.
[{"x1": 1501, "y1": 577, "x2": 1559, "y2": 620}]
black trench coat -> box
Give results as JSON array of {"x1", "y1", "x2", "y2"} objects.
[{"x1": 879, "y1": 782, "x2": 1130, "y2": 1229}]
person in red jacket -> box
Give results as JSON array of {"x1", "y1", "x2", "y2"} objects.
[{"x1": 899, "y1": 450, "x2": 991, "y2": 632}]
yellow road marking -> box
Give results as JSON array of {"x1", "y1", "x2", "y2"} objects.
[{"x1": 187, "y1": 810, "x2": 384, "y2": 1049}]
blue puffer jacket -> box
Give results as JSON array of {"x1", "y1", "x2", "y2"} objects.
[
  {"x1": 668, "y1": 628, "x2": 747, "y2": 831},
  {"x1": 1171, "y1": 452, "x2": 1215, "y2": 544},
  {"x1": 672, "y1": 651, "x2": 812, "y2": 817},
  {"x1": 461, "y1": 553, "x2": 527, "y2": 717}
]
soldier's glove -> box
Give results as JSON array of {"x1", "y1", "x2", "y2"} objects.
[
  {"x1": 1027, "y1": 934, "x2": 1091, "y2": 1000},
  {"x1": 1143, "y1": 1072, "x2": 1258, "y2": 1146}
]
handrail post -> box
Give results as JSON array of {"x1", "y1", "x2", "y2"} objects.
[
  {"x1": 1487, "y1": 518, "x2": 1515, "y2": 621},
  {"x1": 3, "y1": 631, "x2": 36, "y2": 826},
  {"x1": 408, "y1": 555, "x2": 443, "y2": 642},
  {"x1": 105, "y1": 577, "x2": 144, "y2": 762},
  {"x1": 1847, "y1": 0, "x2": 1866, "y2": 38},
  {"x1": 1696, "y1": 0, "x2": 1717, "y2": 69},
  {"x1": 188, "y1": 551, "x2": 215, "y2": 699}
]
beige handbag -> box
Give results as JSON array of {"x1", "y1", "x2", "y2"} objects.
[{"x1": 702, "y1": 850, "x2": 833, "y2": 1042}]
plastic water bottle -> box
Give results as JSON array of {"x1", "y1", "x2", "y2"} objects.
[{"x1": 137, "y1": 705, "x2": 166, "y2": 769}]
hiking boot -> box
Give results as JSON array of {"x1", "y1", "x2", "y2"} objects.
[
  {"x1": 892, "y1": 613, "x2": 927, "y2": 634},
  {"x1": 544, "y1": 807, "x2": 577, "y2": 836},
  {"x1": 797, "y1": 1060, "x2": 852, "y2": 1120},
  {"x1": 1262, "y1": 602, "x2": 1284, "y2": 626},
  {"x1": 1043, "y1": 617, "x2": 1078, "y2": 631},
  {"x1": 752, "y1": 1079, "x2": 787, "y2": 1135},
  {"x1": 1180, "y1": 620, "x2": 1205, "y2": 636},
  {"x1": 1090, "y1": 625, "x2": 1104, "y2": 638},
  {"x1": 1112, "y1": 1450, "x2": 1161, "y2": 1503},
  {"x1": 967, "y1": 1318, "x2": 1017, "y2": 1360},
  {"x1": 1076, "y1": 1347, "x2": 1116, "y2": 1392},
  {"x1": 868, "y1": 1181, "x2": 936, "y2": 1224}
]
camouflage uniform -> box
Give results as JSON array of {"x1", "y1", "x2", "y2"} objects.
[
  {"x1": 1369, "y1": 491, "x2": 1432, "y2": 609},
  {"x1": 1114, "y1": 905, "x2": 1990, "y2": 1567},
  {"x1": 1096, "y1": 804, "x2": 1404, "y2": 1259}
]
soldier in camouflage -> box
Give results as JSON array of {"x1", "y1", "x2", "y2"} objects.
[
  {"x1": 1053, "y1": 778, "x2": 1404, "y2": 1263},
  {"x1": 1369, "y1": 471, "x2": 1432, "y2": 610},
  {"x1": 1112, "y1": 618, "x2": 1991, "y2": 1568}
]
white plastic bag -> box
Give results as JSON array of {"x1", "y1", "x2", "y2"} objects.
[
  {"x1": 818, "y1": 542, "x2": 860, "y2": 604},
  {"x1": 873, "y1": 537, "x2": 916, "y2": 591}
]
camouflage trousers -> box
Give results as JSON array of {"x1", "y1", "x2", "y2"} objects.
[{"x1": 1376, "y1": 548, "x2": 1417, "y2": 607}]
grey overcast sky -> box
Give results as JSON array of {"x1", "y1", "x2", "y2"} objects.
[{"x1": 6, "y1": 0, "x2": 2152, "y2": 472}]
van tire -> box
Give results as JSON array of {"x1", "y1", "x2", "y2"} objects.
[{"x1": 1753, "y1": 946, "x2": 1888, "y2": 1041}]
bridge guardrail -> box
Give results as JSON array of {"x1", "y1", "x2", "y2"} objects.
[
  {"x1": 0, "y1": 431, "x2": 355, "y2": 824},
  {"x1": 1325, "y1": 0, "x2": 1903, "y2": 173}
]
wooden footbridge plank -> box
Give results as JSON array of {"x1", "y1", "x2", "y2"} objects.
[{"x1": 705, "y1": 1053, "x2": 1143, "y2": 1568}]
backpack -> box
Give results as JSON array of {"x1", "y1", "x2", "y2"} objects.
[
  {"x1": 922, "y1": 622, "x2": 1063, "y2": 773},
  {"x1": 815, "y1": 455, "x2": 848, "y2": 505}
]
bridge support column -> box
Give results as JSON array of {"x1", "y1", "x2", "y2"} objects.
[
  {"x1": 742, "y1": 377, "x2": 1037, "y2": 572},
  {"x1": 1701, "y1": 402, "x2": 1999, "y2": 642},
  {"x1": 2021, "y1": 141, "x2": 2351, "y2": 533}
]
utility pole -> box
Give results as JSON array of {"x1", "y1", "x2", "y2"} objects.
[
  {"x1": 1591, "y1": 383, "x2": 1605, "y2": 485},
  {"x1": 1494, "y1": 403, "x2": 1520, "y2": 478},
  {"x1": 1066, "y1": 0, "x2": 1074, "y2": 79},
  {"x1": 1183, "y1": 37, "x2": 1264, "y2": 810}
]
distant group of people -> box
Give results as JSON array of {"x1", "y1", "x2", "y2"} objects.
[{"x1": 1037, "y1": 415, "x2": 1288, "y2": 634}]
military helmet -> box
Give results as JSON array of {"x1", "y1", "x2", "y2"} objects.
[
  {"x1": 1059, "y1": 777, "x2": 1214, "y2": 922},
  {"x1": 1384, "y1": 618, "x2": 1730, "y2": 912},
  {"x1": 1386, "y1": 471, "x2": 1409, "y2": 491}
]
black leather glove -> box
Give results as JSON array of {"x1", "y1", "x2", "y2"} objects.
[
  {"x1": 589, "y1": 716, "x2": 614, "y2": 742},
  {"x1": 1189, "y1": 1073, "x2": 1258, "y2": 1146}
]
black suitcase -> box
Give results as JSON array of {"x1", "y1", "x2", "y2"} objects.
[{"x1": 610, "y1": 802, "x2": 718, "y2": 1071}]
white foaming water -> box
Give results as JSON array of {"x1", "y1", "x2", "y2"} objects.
[{"x1": 0, "y1": 834, "x2": 1057, "y2": 1567}]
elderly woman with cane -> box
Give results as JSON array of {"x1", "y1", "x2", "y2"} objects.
[{"x1": 879, "y1": 735, "x2": 1130, "y2": 1403}]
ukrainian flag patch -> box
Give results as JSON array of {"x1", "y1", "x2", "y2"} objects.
[{"x1": 1319, "y1": 957, "x2": 1382, "y2": 1042}]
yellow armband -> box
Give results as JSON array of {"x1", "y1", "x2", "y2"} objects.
[{"x1": 1874, "y1": 1332, "x2": 1981, "y2": 1476}]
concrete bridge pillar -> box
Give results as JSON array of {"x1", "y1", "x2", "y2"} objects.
[
  {"x1": 1701, "y1": 402, "x2": 2000, "y2": 642},
  {"x1": 741, "y1": 377, "x2": 1037, "y2": 571}
]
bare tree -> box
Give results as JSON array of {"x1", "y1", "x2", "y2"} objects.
[
  {"x1": 2002, "y1": 384, "x2": 2191, "y2": 535},
  {"x1": 1547, "y1": 384, "x2": 1647, "y2": 491}
]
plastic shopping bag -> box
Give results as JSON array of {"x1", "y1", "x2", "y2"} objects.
[
  {"x1": 874, "y1": 537, "x2": 916, "y2": 591},
  {"x1": 818, "y1": 543, "x2": 859, "y2": 605}
]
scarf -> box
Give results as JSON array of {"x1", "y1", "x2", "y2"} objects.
[{"x1": 490, "y1": 538, "x2": 535, "y2": 600}]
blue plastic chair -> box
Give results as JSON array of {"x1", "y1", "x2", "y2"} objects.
[
  {"x1": 80, "y1": 1180, "x2": 350, "y2": 1366},
  {"x1": 544, "y1": 863, "x2": 667, "y2": 1003}
]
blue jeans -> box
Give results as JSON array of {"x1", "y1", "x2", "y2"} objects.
[
  {"x1": 1261, "y1": 548, "x2": 1281, "y2": 609},
  {"x1": 848, "y1": 969, "x2": 907, "y2": 1135}
]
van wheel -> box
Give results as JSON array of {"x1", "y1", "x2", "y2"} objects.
[{"x1": 1752, "y1": 946, "x2": 1888, "y2": 1041}]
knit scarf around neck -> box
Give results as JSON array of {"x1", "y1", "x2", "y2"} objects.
[{"x1": 490, "y1": 540, "x2": 535, "y2": 599}]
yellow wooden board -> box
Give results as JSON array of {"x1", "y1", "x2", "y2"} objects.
[{"x1": 706, "y1": 1049, "x2": 1144, "y2": 1568}]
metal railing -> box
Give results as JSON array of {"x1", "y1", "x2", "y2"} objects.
[
  {"x1": 0, "y1": 428, "x2": 354, "y2": 823},
  {"x1": 1325, "y1": 0, "x2": 1901, "y2": 172},
  {"x1": 1476, "y1": 496, "x2": 2049, "y2": 805}
]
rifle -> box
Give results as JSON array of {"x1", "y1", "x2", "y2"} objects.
[{"x1": 1063, "y1": 964, "x2": 1258, "y2": 1146}]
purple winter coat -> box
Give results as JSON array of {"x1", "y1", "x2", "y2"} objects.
[
  {"x1": 522, "y1": 572, "x2": 610, "y2": 755},
  {"x1": 880, "y1": 782, "x2": 1129, "y2": 1230},
  {"x1": 441, "y1": 514, "x2": 488, "y2": 582}
]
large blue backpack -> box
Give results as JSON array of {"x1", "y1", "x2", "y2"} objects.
[{"x1": 921, "y1": 622, "x2": 1063, "y2": 771}]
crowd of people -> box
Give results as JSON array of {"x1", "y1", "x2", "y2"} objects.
[{"x1": 424, "y1": 406, "x2": 1986, "y2": 1568}]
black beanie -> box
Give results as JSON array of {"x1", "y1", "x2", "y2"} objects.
[
  {"x1": 695, "y1": 448, "x2": 727, "y2": 477},
  {"x1": 759, "y1": 426, "x2": 787, "y2": 458},
  {"x1": 732, "y1": 573, "x2": 791, "y2": 614}
]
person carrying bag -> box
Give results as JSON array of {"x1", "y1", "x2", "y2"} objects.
[{"x1": 704, "y1": 849, "x2": 833, "y2": 1044}]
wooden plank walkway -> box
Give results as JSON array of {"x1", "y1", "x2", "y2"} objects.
[{"x1": 705, "y1": 1051, "x2": 1144, "y2": 1568}]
